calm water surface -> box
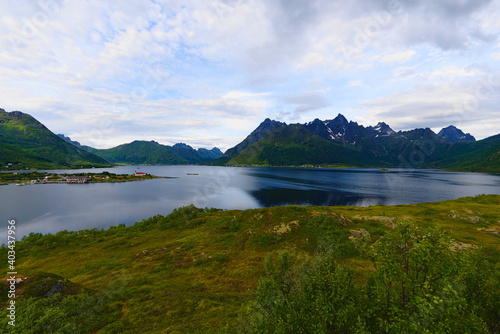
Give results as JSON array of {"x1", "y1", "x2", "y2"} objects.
[{"x1": 1, "y1": 165, "x2": 499, "y2": 238}]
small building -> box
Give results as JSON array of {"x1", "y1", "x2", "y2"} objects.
[
  {"x1": 65, "y1": 176, "x2": 90, "y2": 183},
  {"x1": 134, "y1": 172, "x2": 146, "y2": 176}
]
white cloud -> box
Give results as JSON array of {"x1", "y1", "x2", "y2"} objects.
[
  {"x1": 491, "y1": 52, "x2": 500, "y2": 60},
  {"x1": 394, "y1": 65, "x2": 483, "y2": 80},
  {"x1": 348, "y1": 80, "x2": 363, "y2": 86},
  {"x1": 359, "y1": 75, "x2": 500, "y2": 139},
  {"x1": 380, "y1": 50, "x2": 416, "y2": 63}
]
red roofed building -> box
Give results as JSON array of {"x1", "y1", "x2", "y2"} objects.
[{"x1": 134, "y1": 172, "x2": 146, "y2": 176}]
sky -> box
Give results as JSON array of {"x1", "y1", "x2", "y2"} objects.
[{"x1": 1, "y1": 0, "x2": 500, "y2": 151}]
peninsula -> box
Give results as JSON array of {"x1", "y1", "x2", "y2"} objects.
[{"x1": 0, "y1": 171, "x2": 170, "y2": 185}]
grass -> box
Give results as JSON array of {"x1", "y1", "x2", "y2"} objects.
[{"x1": 0, "y1": 195, "x2": 498, "y2": 333}]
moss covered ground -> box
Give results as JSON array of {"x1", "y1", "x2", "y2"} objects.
[{"x1": 1, "y1": 195, "x2": 498, "y2": 333}]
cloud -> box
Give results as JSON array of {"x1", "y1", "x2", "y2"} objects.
[
  {"x1": 52, "y1": 90, "x2": 269, "y2": 150},
  {"x1": 277, "y1": 92, "x2": 331, "y2": 121},
  {"x1": 380, "y1": 50, "x2": 416, "y2": 63},
  {"x1": 393, "y1": 65, "x2": 483, "y2": 80},
  {"x1": 348, "y1": 80, "x2": 363, "y2": 86},
  {"x1": 391, "y1": 0, "x2": 494, "y2": 50},
  {"x1": 491, "y1": 52, "x2": 500, "y2": 60},
  {"x1": 359, "y1": 73, "x2": 500, "y2": 139},
  {"x1": 0, "y1": 0, "x2": 499, "y2": 150}
]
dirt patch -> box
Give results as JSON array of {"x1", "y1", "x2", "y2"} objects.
[
  {"x1": 448, "y1": 209, "x2": 484, "y2": 223},
  {"x1": 450, "y1": 241, "x2": 475, "y2": 251},
  {"x1": 338, "y1": 214, "x2": 351, "y2": 226},
  {"x1": 448, "y1": 212, "x2": 482, "y2": 224},
  {"x1": 252, "y1": 213, "x2": 263, "y2": 221},
  {"x1": 349, "y1": 229, "x2": 370, "y2": 241},
  {"x1": 273, "y1": 221, "x2": 299, "y2": 235},
  {"x1": 353, "y1": 215, "x2": 396, "y2": 223},
  {"x1": 477, "y1": 226, "x2": 500, "y2": 235},
  {"x1": 174, "y1": 256, "x2": 194, "y2": 267}
]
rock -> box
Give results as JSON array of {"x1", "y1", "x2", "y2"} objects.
[
  {"x1": 44, "y1": 280, "x2": 66, "y2": 297},
  {"x1": 450, "y1": 241, "x2": 474, "y2": 251},
  {"x1": 466, "y1": 216, "x2": 481, "y2": 223},
  {"x1": 349, "y1": 229, "x2": 370, "y2": 240},
  {"x1": 477, "y1": 226, "x2": 500, "y2": 235}
]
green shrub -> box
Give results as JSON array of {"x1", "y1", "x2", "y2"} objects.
[
  {"x1": 305, "y1": 214, "x2": 360, "y2": 257},
  {"x1": 247, "y1": 224, "x2": 493, "y2": 333},
  {"x1": 248, "y1": 233, "x2": 281, "y2": 248},
  {"x1": 0, "y1": 293, "x2": 120, "y2": 333},
  {"x1": 249, "y1": 252, "x2": 360, "y2": 333}
]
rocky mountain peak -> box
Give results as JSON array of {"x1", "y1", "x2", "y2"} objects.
[
  {"x1": 368, "y1": 122, "x2": 395, "y2": 136},
  {"x1": 438, "y1": 125, "x2": 476, "y2": 143}
]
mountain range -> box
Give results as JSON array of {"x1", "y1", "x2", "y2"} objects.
[
  {"x1": 216, "y1": 114, "x2": 499, "y2": 173},
  {"x1": 0, "y1": 108, "x2": 222, "y2": 169},
  {"x1": 70, "y1": 139, "x2": 223, "y2": 165},
  {"x1": 1, "y1": 108, "x2": 498, "y2": 172}
]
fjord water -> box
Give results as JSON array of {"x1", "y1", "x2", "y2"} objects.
[{"x1": 1, "y1": 166, "x2": 500, "y2": 238}]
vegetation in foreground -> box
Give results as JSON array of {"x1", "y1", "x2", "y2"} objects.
[{"x1": 0, "y1": 195, "x2": 498, "y2": 333}]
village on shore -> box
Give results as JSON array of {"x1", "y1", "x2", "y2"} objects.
[{"x1": 0, "y1": 171, "x2": 163, "y2": 186}]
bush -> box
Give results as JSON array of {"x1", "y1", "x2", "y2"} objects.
[
  {"x1": 249, "y1": 252, "x2": 360, "y2": 333},
  {"x1": 363, "y1": 224, "x2": 488, "y2": 333},
  {"x1": 305, "y1": 214, "x2": 359, "y2": 257},
  {"x1": 0, "y1": 292, "x2": 120, "y2": 333},
  {"x1": 247, "y1": 224, "x2": 493, "y2": 333}
]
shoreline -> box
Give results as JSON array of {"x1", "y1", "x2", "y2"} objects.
[
  {"x1": 0, "y1": 171, "x2": 175, "y2": 185},
  {"x1": 1, "y1": 163, "x2": 498, "y2": 174}
]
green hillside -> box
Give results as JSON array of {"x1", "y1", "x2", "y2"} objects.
[
  {"x1": 89, "y1": 140, "x2": 189, "y2": 165},
  {"x1": 0, "y1": 109, "x2": 110, "y2": 169},
  {"x1": 81, "y1": 141, "x2": 223, "y2": 165},
  {"x1": 430, "y1": 134, "x2": 500, "y2": 173},
  {"x1": 2, "y1": 195, "x2": 498, "y2": 333}
]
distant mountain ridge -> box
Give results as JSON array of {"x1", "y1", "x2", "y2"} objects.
[
  {"x1": 0, "y1": 107, "x2": 223, "y2": 169},
  {"x1": 58, "y1": 136, "x2": 223, "y2": 165},
  {"x1": 220, "y1": 114, "x2": 498, "y2": 173},
  {"x1": 2, "y1": 107, "x2": 497, "y2": 172},
  {"x1": 0, "y1": 109, "x2": 109, "y2": 169}
]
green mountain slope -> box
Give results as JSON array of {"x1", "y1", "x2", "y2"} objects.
[
  {"x1": 197, "y1": 147, "x2": 223, "y2": 161},
  {"x1": 1, "y1": 195, "x2": 498, "y2": 332},
  {"x1": 82, "y1": 140, "x2": 223, "y2": 165},
  {"x1": 430, "y1": 134, "x2": 500, "y2": 173},
  {"x1": 90, "y1": 140, "x2": 189, "y2": 164},
  {"x1": 0, "y1": 109, "x2": 110, "y2": 169},
  {"x1": 172, "y1": 143, "x2": 223, "y2": 163}
]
